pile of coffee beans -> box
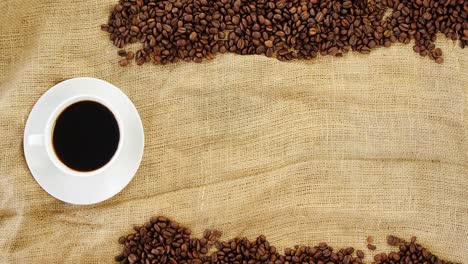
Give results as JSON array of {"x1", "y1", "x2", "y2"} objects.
[
  {"x1": 115, "y1": 216, "x2": 221, "y2": 263},
  {"x1": 114, "y1": 216, "x2": 457, "y2": 264},
  {"x1": 101, "y1": 0, "x2": 467, "y2": 65},
  {"x1": 210, "y1": 238, "x2": 364, "y2": 264},
  {"x1": 375, "y1": 235, "x2": 450, "y2": 264}
]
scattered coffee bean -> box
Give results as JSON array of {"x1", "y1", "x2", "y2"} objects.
[
  {"x1": 118, "y1": 59, "x2": 129, "y2": 67},
  {"x1": 100, "y1": 24, "x2": 109, "y2": 32},
  {"x1": 117, "y1": 50, "x2": 127, "y2": 57},
  {"x1": 118, "y1": 236, "x2": 126, "y2": 244},
  {"x1": 126, "y1": 51, "x2": 134, "y2": 60},
  {"x1": 102, "y1": 0, "x2": 466, "y2": 66},
  {"x1": 115, "y1": 216, "x2": 457, "y2": 264},
  {"x1": 387, "y1": 235, "x2": 398, "y2": 246},
  {"x1": 367, "y1": 236, "x2": 374, "y2": 244},
  {"x1": 377, "y1": 235, "x2": 456, "y2": 264},
  {"x1": 367, "y1": 244, "x2": 377, "y2": 250}
]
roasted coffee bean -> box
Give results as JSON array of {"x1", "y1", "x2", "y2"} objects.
[
  {"x1": 126, "y1": 51, "x2": 134, "y2": 60},
  {"x1": 264, "y1": 40, "x2": 274, "y2": 48},
  {"x1": 127, "y1": 254, "x2": 138, "y2": 263},
  {"x1": 130, "y1": 26, "x2": 140, "y2": 33},
  {"x1": 118, "y1": 59, "x2": 129, "y2": 66},
  {"x1": 189, "y1": 32, "x2": 198, "y2": 41},
  {"x1": 100, "y1": 24, "x2": 109, "y2": 32},
  {"x1": 103, "y1": 0, "x2": 465, "y2": 66},
  {"x1": 357, "y1": 249, "x2": 365, "y2": 258},
  {"x1": 118, "y1": 236, "x2": 126, "y2": 244},
  {"x1": 367, "y1": 244, "x2": 377, "y2": 250}
]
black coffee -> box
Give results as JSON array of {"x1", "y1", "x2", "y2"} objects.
[{"x1": 52, "y1": 101, "x2": 120, "y2": 172}]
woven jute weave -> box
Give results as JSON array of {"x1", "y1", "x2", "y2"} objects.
[{"x1": 0, "y1": 0, "x2": 466, "y2": 263}]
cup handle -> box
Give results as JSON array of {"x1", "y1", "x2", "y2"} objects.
[{"x1": 27, "y1": 134, "x2": 44, "y2": 147}]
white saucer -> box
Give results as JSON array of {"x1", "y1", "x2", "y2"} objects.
[{"x1": 23, "y1": 78, "x2": 144, "y2": 205}]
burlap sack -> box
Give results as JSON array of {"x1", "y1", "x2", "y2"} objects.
[{"x1": 0, "y1": 0, "x2": 467, "y2": 263}]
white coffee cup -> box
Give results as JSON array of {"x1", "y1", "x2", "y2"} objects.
[{"x1": 23, "y1": 78, "x2": 144, "y2": 205}]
